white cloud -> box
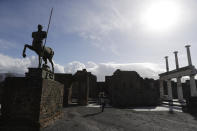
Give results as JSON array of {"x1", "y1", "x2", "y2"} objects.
[
  {"x1": 64, "y1": 61, "x2": 86, "y2": 74},
  {"x1": 0, "y1": 53, "x2": 64, "y2": 74},
  {"x1": 0, "y1": 53, "x2": 164, "y2": 81},
  {"x1": 64, "y1": 61, "x2": 164, "y2": 81},
  {"x1": 54, "y1": 63, "x2": 65, "y2": 73}
]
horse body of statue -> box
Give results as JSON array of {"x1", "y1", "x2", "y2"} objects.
[{"x1": 22, "y1": 24, "x2": 54, "y2": 72}]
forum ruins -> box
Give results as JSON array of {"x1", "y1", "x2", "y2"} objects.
[
  {"x1": 0, "y1": 45, "x2": 197, "y2": 130},
  {"x1": 159, "y1": 45, "x2": 197, "y2": 101}
]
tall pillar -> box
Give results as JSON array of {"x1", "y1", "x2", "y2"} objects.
[
  {"x1": 167, "y1": 79, "x2": 173, "y2": 112},
  {"x1": 167, "y1": 80, "x2": 173, "y2": 100},
  {"x1": 159, "y1": 79, "x2": 164, "y2": 99},
  {"x1": 165, "y1": 56, "x2": 169, "y2": 72},
  {"x1": 190, "y1": 74, "x2": 197, "y2": 96},
  {"x1": 177, "y1": 77, "x2": 183, "y2": 101},
  {"x1": 173, "y1": 51, "x2": 179, "y2": 69},
  {"x1": 173, "y1": 51, "x2": 184, "y2": 101},
  {"x1": 185, "y1": 45, "x2": 192, "y2": 66}
]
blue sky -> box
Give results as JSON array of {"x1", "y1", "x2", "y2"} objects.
[{"x1": 0, "y1": 0, "x2": 197, "y2": 81}]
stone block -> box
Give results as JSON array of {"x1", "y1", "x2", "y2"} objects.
[{"x1": 0, "y1": 68, "x2": 64, "y2": 130}]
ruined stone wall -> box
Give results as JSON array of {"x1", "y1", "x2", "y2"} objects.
[
  {"x1": 78, "y1": 81, "x2": 89, "y2": 105},
  {"x1": 97, "y1": 82, "x2": 107, "y2": 94},
  {"x1": 72, "y1": 81, "x2": 80, "y2": 98},
  {"x1": 0, "y1": 81, "x2": 4, "y2": 106},
  {"x1": 72, "y1": 70, "x2": 90, "y2": 105},
  {"x1": 182, "y1": 81, "x2": 191, "y2": 99},
  {"x1": 55, "y1": 73, "x2": 72, "y2": 106},
  {"x1": 107, "y1": 70, "x2": 160, "y2": 107},
  {"x1": 88, "y1": 74, "x2": 98, "y2": 98},
  {"x1": 1, "y1": 74, "x2": 64, "y2": 130}
]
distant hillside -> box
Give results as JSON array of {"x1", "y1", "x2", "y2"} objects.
[{"x1": 0, "y1": 73, "x2": 24, "y2": 82}]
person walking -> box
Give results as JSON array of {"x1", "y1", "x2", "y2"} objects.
[{"x1": 100, "y1": 93, "x2": 106, "y2": 112}]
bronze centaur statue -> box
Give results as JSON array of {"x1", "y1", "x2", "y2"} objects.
[{"x1": 22, "y1": 24, "x2": 54, "y2": 72}]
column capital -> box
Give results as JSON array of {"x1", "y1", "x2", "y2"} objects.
[
  {"x1": 173, "y1": 51, "x2": 178, "y2": 54},
  {"x1": 185, "y1": 45, "x2": 191, "y2": 48}
]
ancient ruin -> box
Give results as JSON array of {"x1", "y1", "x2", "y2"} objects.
[
  {"x1": 72, "y1": 69, "x2": 97, "y2": 105},
  {"x1": 1, "y1": 68, "x2": 64, "y2": 130},
  {"x1": 159, "y1": 45, "x2": 197, "y2": 101},
  {"x1": 106, "y1": 69, "x2": 160, "y2": 107},
  {"x1": 1, "y1": 21, "x2": 196, "y2": 129},
  {"x1": 54, "y1": 73, "x2": 73, "y2": 107}
]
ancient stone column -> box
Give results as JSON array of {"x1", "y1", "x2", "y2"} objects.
[
  {"x1": 173, "y1": 51, "x2": 183, "y2": 101},
  {"x1": 167, "y1": 80, "x2": 173, "y2": 100},
  {"x1": 174, "y1": 51, "x2": 179, "y2": 69},
  {"x1": 185, "y1": 45, "x2": 192, "y2": 66},
  {"x1": 165, "y1": 56, "x2": 169, "y2": 72},
  {"x1": 177, "y1": 77, "x2": 183, "y2": 101},
  {"x1": 159, "y1": 79, "x2": 164, "y2": 99},
  {"x1": 167, "y1": 79, "x2": 173, "y2": 112},
  {"x1": 190, "y1": 74, "x2": 197, "y2": 96}
]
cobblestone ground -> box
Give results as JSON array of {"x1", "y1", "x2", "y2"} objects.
[{"x1": 43, "y1": 106, "x2": 197, "y2": 131}]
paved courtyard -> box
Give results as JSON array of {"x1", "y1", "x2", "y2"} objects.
[{"x1": 43, "y1": 105, "x2": 197, "y2": 131}]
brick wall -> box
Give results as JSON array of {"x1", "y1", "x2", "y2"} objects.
[{"x1": 1, "y1": 71, "x2": 64, "y2": 130}]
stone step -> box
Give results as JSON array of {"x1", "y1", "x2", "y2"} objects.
[{"x1": 162, "y1": 101, "x2": 186, "y2": 107}]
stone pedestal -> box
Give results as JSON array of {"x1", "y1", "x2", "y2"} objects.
[
  {"x1": 26, "y1": 68, "x2": 54, "y2": 80},
  {"x1": 0, "y1": 68, "x2": 64, "y2": 131}
]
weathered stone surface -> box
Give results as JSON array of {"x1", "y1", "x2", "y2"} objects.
[
  {"x1": 39, "y1": 79, "x2": 64, "y2": 127},
  {"x1": 55, "y1": 73, "x2": 73, "y2": 107},
  {"x1": 88, "y1": 74, "x2": 97, "y2": 99},
  {"x1": 106, "y1": 69, "x2": 160, "y2": 107},
  {"x1": 0, "y1": 68, "x2": 64, "y2": 130},
  {"x1": 0, "y1": 81, "x2": 4, "y2": 106},
  {"x1": 26, "y1": 68, "x2": 54, "y2": 80},
  {"x1": 97, "y1": 82, "x2": 107, "y2": 95},
  {"x1": 72, "y1": 69, "x2": 90, "y2": 106}
]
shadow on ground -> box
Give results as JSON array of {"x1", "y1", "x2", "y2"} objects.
[{"x1": 83, "y1": 111, "x2": 102, "y2": 117}]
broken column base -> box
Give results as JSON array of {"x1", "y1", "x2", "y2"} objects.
[{"x1": 0, "y1": 68, "x2": 64, "y2": 130}]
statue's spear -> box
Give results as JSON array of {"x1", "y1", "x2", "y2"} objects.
[
  {"x1": 43, "y1": 8, "x2": 53, "y2": 49},
  {"x1": 41, "y1": 8, "x2": 53, "y2": 66}
]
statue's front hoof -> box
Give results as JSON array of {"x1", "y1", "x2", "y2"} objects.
[{"x1": 23, "y1": 54, "x2": 26, "y2": 58}]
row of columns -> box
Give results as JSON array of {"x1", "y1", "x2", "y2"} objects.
[{"x1": 160, "y1": 45, "x2": 197, "y2": 101}]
